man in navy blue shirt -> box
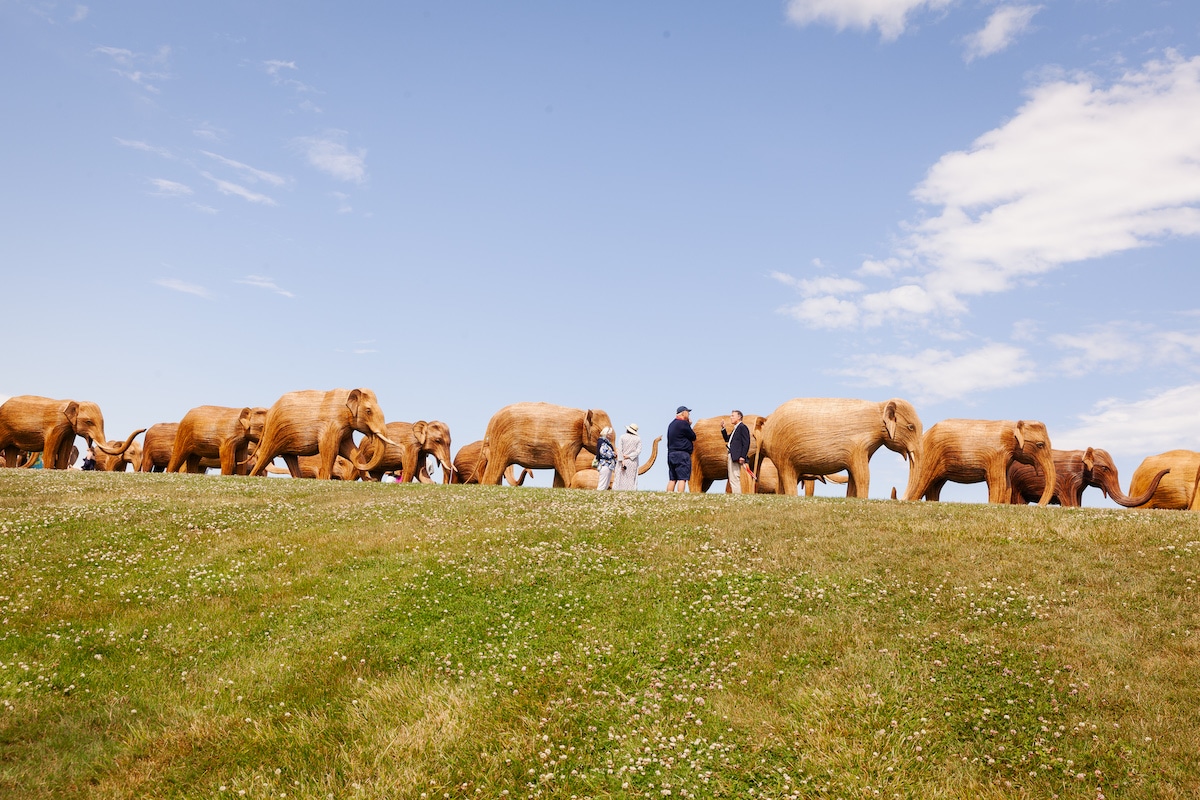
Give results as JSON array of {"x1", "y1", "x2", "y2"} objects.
[{"x1": 666, "y1": 405, "x2": 696, "y2": 492}]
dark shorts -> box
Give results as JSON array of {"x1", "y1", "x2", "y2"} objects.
[{"x1": 667, "y1": 451, "x2": 692, "y2": 481}]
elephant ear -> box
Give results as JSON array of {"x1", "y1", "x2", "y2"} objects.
[
  {"x1": 1083, "y1": 447, "x2": 1095, "y2": 472},
  {"x1": 62, "y1": 400, "x2": 80, "y2": 427},
  {"x1": 585, "y1": 409, "x2": 595, "y2": 435},
  {"x1": 883, "y1": 401, "x2": 899, "y2": 442},
  {"x1": 238, "y1": 407, "x2": 253, "y2": 433},
  {"x1": 1013, "y1": 421, "x2": 1027, "y2": 452},
  {"x1": 412, "y1": 421, "x2": 428, "y2": 446},
  {"x1": 346, "y1": 389, "x2": 363, "y2": 418}
]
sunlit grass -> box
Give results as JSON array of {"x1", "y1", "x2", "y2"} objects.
[{"x1": 1, "y1": 470, "x2": 1197, "y2": 798}]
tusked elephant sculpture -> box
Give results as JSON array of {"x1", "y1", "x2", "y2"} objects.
[
  {"x1": 450, "y1": 440, "x2": 530, "y2": 485},
  {"x1": 905, "y1": 419, "x2": 1055, "y2": 505},
  {"x1": 94, "y1": 434, "x2": 146, "y2": 472},
  {"x1": 570, "y1": 436, "x2": 661, "y2": 489},
  {"x1": 1126, "y1": 450, "x2": 1199, "y2": 510},
  {"x1": 354, "y1": 420, "x2": 454, "y2": 483},
  {"x1": 0, "y1": 395, "x2": 142, "y2": 469},
  {"x1": 479, "y1": 402, "x2": 613, "y2": 488},
  {"x1": 756, "y1": 398, "x2": 923, "y2": 498},
  {"x1": 168, "y1": 405, "x2": 267, "y2": 475},
  {"x1": 249, "y1": 388, "x2": 397, "y2": 480},
  {"x1": 1008, "y1": 447, "x2": 1168, "y2": 507},
  {"x1": 264, "y1": 454, "x2": 358, "y2": 480},
  {"x1": 688, "y1": 414, "x2": 766, "y2": 493}
]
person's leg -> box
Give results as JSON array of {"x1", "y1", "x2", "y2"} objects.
[{"x1": 727, "y1": 455, "x2": 742, "y2": 493}]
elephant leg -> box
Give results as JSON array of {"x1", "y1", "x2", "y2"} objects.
[
  {"x1": 986, "y1": 466, "x2": 1010, "y2": 504},
  {"x1": 219, "y1": 443, "x2": 238, "y2": 476},
  {"x1": 53, "y1": 436, "x2": 74, "y2": 469},
  {"x1": 777, "y1": 462, "x2": 800, "y2": 497},
  {"x1": 924, "y1": 479, "x2": 945, "y2": 502},
  {"x1": 803, "y1": 480, "x2": 815, "y2": 497}
]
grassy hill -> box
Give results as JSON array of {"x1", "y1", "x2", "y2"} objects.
[{"x1": 1, "y1": 471, "x2": 1197, "y2": 799}]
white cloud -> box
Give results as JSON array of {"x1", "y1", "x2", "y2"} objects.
[
  {"x1": 193, "y1": 123, "x2": 227, "y2": 142},
  {"x1": 264, "y1": 59, "x2": 296, "y2": 77},
  {"x1": 69, "y1": 6, "x2": 88, "y2": 23},
  {"x1": 780, "y1": 54, "x2": 1200, "y2": 331},
  {"x1": 202, "y1": 151, "x2": 288, "y2": 187},
  {"x1": 201, "y1": 172, "x2": 278, "y2": 206},
  {"x1": 94, "y1": 45, "x2": 171, "y2": 93},
  {"x1": 1056, "y1": 384, "x2": 1200, "y2": 456},
  {"x1": 963, "y1": 5, "x2": 1041, "y2": 62},
  {"x1": 115, "y1": 138, "x2": 174, "y2": 159},
  {"x1": 785, "y1": 0, "x2": 954, "y2": 41},
  {"x1": 838, "y1": 343, "x2": 1035, "y2": 403},
  {"x1": 236, "y1": 275, "x2": 294, "y2": 298},
  {"x1": 1051, "y1": 322, "x2": 1200, "y2": 377},
  {"x1": 155, "y1": 278, "x2": 211, "y2": 299},
  {"x1": 293, "y1": 133, "x2": 367, "y2": 183},
  {"x1": 780, "y1": 295, "x2": 861, "y2": 328},
  {"x1": 147, "y1": 178, "x2": 192, "y2": 198}
]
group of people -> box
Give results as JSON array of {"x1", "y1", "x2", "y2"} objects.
[
  {"x1": 592, "y1": 406, "x2": 752, "y2": 493},
  {"x1": 593, "y1": 423, "x2": 644, "y2": 490}
]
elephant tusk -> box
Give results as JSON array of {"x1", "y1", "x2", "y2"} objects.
[{"x1": 377, "y1": 434, "x2": 398, "y2": 447}]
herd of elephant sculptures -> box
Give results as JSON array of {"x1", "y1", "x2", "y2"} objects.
[{"x1": 0, "y1": 391, "x2": 1196, "y2": 510}]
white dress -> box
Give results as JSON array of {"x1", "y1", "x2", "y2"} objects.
[{"x1": 615, "y1": 432, "x2": 642, "y2": 490}]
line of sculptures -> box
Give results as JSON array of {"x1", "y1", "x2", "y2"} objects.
[{"x1": 0, "y1": 391, "x2": 1194, "y2": 509}]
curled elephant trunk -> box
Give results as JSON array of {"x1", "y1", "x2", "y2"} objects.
[
  {"x1": 1112, "y1": 468, "x2": 1170, "y2": 508},
  {"x1": 95, "y1": 428, "x2": 146, "y2": 456},
  {"x1": 354, "y1": 434, "x2": 390, "y2": 473}
]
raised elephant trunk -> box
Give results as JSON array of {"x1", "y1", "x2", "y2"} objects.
[
  {"x1": 1108, "y1": 468, "x2": 1169, "y2": 507},
  {"x1": 95, "y1": 428, "x2": 146, "y2": 456},
  {"x1": 638, "y1": 436, "x2": 662, "y2": 475}
]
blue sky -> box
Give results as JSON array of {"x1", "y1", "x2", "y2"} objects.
[{"x1": 3, "y1": 1, "x2": 1199, "y2": 501}]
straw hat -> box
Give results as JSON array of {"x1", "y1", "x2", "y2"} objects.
[{"x1": 626, "y1": 423, "x2": 639, "y2": 434}]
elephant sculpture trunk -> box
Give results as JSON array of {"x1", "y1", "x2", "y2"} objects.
[
  {"x1": 94, "y1": 427, "x2": 146, "y2": 456},
  {"x1": 1107, "y1": 468, "x2": 1169, "y2": 507}
]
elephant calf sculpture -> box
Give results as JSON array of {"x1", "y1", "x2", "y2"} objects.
[
  {"x1": 1126, "y1": 450, "x2": 1199, "y2": 509},
  {"x1": 1008, "y1": 447, "x2": 1168, "y2": 507},
  {"x1": 249, "y1": 388, "x2": 397, "y2": 480},
  {"x1": 354, "y1": 420, "x2": 454, "y2": 483},
  {"x1": 450, "y1": 440, "x2": 530, "y2": 485},
  {"x1": 905, "y1": 419, "x2": 1055, "y2": 505},
  {"x1": 479, "y1": 402, "x2": 613, "y2": 488},
  {"x1": 94, "y1": 434, "x2": 146, "y2": 472},
  {"x1": 756, "y1": 398, "x2": 923, "y2": 498},
  {"x1": 0, "y1": 395, "x2": 141, "y2": 469},
  {"x1": 169, "y1": 405, "x2": 267, "y2": 475}
]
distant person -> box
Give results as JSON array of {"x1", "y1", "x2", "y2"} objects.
[
  {"x1": 721, "y1": 410, "x2": 750, "y2": 494},
  {"x1": 666, "y1": 406, "x2": 695, "y2": 492},
  {"x1": 80, "y1": 446, "x2": 96, "y2": 471},
  {"x1": 595, "y1": 426, "x2": 617, "y2": 490},
  {"x1": 615, "y1": 423, "x2": 642, "y2": 491}
]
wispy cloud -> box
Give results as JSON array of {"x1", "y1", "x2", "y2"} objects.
[
  {"x1": 94, "y1": 44, "x2": 171, "y2": 93},
  {"x1": 192, "y1": 123, "x2": 227, "y2": 143},
  {"x1": 200, "y1": 172, "x2": 278, "y2": 206},
  {"x1": 293, "y1": 132, "x2": 367, "y2": 183},
  {"x1": 155, "y1": 278, "x2": 211, "y2": 299},
  {"x1": 837, "y1": 343, "x2": 1035, "y2": 403},
  {"x1": 1051, "y1": 322, "x2": 1200, "y2": 377},
  {"x1": 147, "y1": 178, "x2": 193, "y2": 198},
  {"x1": 1057, "y1": 383, "x2": 1200, "y2": 456},
  {"x1": 264, "y1": 59, "x2": 319, "y2": 94},
  {"x1": 235, "y1": 275, "x2": 294, "y2": 298},
  {"x1": 115, "y1": 137, "x2": 174, "y2": 159},
  {"x1": 332, "y1": 191, "x2": 353, "y2": 214},
  {"x1": 69, "y1": 6, "x2": 88, "y2": 23},
  {"x1": 201, "y1": 151, "x2": 288, "y2": 187},
  {"x1": 785, "y1": 0, "x2": 954, "y2": 41},
  {"x1": 778, "y1": 53, "x2": 1200, "y2": 330},
  {"x1": 964, "y1": 5, "x2": 1041, "y2": 62}
]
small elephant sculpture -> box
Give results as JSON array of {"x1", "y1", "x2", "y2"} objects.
[
  {"x1": 355, "y1": 420, "x2": 454, "y2": 483},
  {"x1": 905, "y1": 418, "x2": 1055, "y2": 505},
  {"x1": 264, "y1": 454, "x2": 358, "y2": 480},
  {"x1": 0, "y1": 395, "x2": 141, "y2": 469},
  {"x1": 479, "y1": 402, "x2": 613, "y2": 488},
  {"x1": 450, "y1": 440, "x2": 530, "y2": 485},
  {"x1": 94, "y1": 434, "x2": 146, "y2": 472},
  {"x1": 168, "y1": 405, "x2": 267, "y2": 475},
  {"x1": 1008, "y1": 447, "x2": 1168, "y2": 507}
]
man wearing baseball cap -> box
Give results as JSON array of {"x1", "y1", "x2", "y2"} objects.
[{"x1": 666, "y1": 405, "x2": 695, "y2": 492}]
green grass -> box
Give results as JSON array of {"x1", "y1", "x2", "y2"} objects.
[{"x1": 1, "y1": 470, "x2": 1198, "y2": 799}]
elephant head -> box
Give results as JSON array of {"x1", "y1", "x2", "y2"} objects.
[
  {"x1": 63, "y1": 401, "x2": 137, "y2": 456},
  {"x1": 411, "y1": 420, "x2": 454, "y2": 482},
  {"x1": 347, "y1": 389, "x2": 397, "y2": 472},
  {"x1": 1012, "y1": 420, "x2": 1055, "y2": 506},
  {"x1": 240, "y1": 406, "x2": 268, "y2": 442},
  {"x1": 1081, "y1": 447, "x2": 1166, "y2": 507},
  {"x1": 881, "y1": 399, "x2": 923, "y2": 468}
]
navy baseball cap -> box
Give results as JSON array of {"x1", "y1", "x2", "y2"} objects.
[{"x1": 676, "y1": 405, "x2": 691, "y2": 414}]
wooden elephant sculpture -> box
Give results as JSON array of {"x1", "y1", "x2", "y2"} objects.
[
  {"x1": 249, "y1": 388, "x2": 396, "y2": 480},
  {"x1": 1126, "y1": 450, "x2": 1199, "y2": 509},
  {"x1": 756, "y1": 398, "x2": 923, "y2": 498},
  {"x1": 1008, "y1": 447, "x2": 1168, "y2": 507},
  {"x1": 264, "y1": 454, "x2": 358, "y2": 480},
  {"x1": 450, "y1": 440, "x2": 530, "y2": 485},
  {"x1": 688, "y1": 414, "x2": 766, "y2": 493},
  {"x1": 139, "y1": 423, "x2": 178, "y2": 472},
  {"x1": 570, "y1": 436, "x2": 661, "y2": 489},
  {"x1": 354, "y1": 420, "x2": 454, "y2": 483},
  {"x1": 479, "y1": 402, "x2": 613, "y2": 488},
  {"x1": 168, "y1": 405, "x2": 267, "y2": 475},
  {"x1": 905, "y1": 419, "x2": 1055, "y2": 504},
  {"x1": 751, "y1": 458, "x2": 849, "y2": 495},
  {"x1": 0, "y1": 395, "x2": 142, "y2": 469},
  {"x1": 94, "y1": 434, "x2": 146, "y2": 472}
]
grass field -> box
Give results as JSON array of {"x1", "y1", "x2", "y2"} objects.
[{"x1": 1, "y1": 470, "x2": 1197, "y2": 799}]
